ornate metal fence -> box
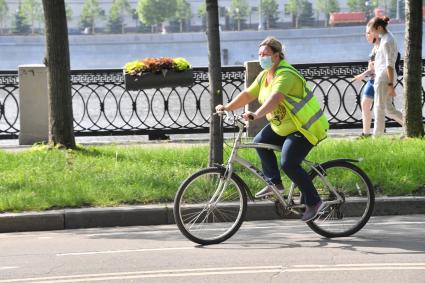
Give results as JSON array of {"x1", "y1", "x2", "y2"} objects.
[
  {"x1": 0, "y1": 71, "x2": 19, "y2": 139},
  {"x1": 1, "y1": 63, "x2": 424, "y2": 139},
  {"x1": 70, "y1": 67, "x2": 245, "y2": 138}
]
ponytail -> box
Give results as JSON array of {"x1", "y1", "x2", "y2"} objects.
[{"x1": 368, "y1": 16, "x2": 390, "y2": 30}]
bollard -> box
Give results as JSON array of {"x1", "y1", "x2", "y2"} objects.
[{"x1": 18, "y1": 64, "x2": 49, "y2": 145}]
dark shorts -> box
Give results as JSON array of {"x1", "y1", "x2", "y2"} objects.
[{"x1": 363, "y1": 80, "x2": 375, "y2": 99}]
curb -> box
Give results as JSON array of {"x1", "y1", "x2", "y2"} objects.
[{"x1": 1, "y1": 197, "x2": 424, "y2": 233}]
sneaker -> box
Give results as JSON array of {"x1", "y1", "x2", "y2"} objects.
[
  {"x1": 255, "y1": 184, "x2": 284, "y2": 198},
  {"x1": 301, "y1": 201, "x2": 324, "y2": 222}
]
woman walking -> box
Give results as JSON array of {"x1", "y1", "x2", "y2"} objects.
[{"x1": 368, "y1": 16, "x2": 403, "y2": 136}]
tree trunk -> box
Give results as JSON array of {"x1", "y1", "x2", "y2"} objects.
[
  {"x1": 206, "y1": 0, "x2": 223, "y2": 166},
  {"x1": 42, "y1": 0, "x2": 76, "y2": 148},
  {"x1": 403, "y1": 0, "x2": 424, "y2": 137}
]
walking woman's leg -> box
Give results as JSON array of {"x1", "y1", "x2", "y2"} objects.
[
  {"x1": 253, "y1": 124, "x2": 285, "y2": 185},
  {"x1": 362, "y1": 96, "x2": 373, "y2": 135},
  {"x1": 280, "y1": 132, "x2": 320, "y2": 206},
  {"x1": 373, "y1": 82, "x2": 387, "y2": 136},
  {"x1": 385, "y1": 95, "x2": 404, "y2": 126},
  {"x1": 361, "y1": 80, "x2": 374, "y2": 135}
]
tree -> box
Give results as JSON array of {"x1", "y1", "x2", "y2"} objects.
[
  {"x1": 229, "y1": 0, "x2": 249, "y2": 31},
  {"x1": 260, "y1": 0, "x2": 279, "y2": 29},
  {"x1": 174, "y1": 0, "x2": 191, "y2": 32},
  {"x1": 12, "y1": 3, "x2": 30, "y2": 34},
  {"x1": 315, "y1": 0, "x2": 339, "y2": 27},
  {"x1": 137, "y1": 0, "x2": 177, "y2": 33},
  {"x1": 286, "y1": 0, "x2": 305, "y2": 28},
  {"x1": 0, "y1": 0, "x2": 8, "y2": 35},
  {"x1": 403, "y1": 0, "x2": 424, "y2": 137},
  {"x1": 79, "y1": 0, "x2": 104, "y2": 34},
  {"x1": 206, "y1": 0, "x2": 223, "y2": 166},
  {"x1": 198, "y1": 3, "x2": 207, "y2": 31},
  {"x1": 21, "y1": 0, "x2": 43, "y2": 34},
  {"x1": 22, "y1": 0, "x2": 43, "y2": 34},
  {"x1": 299, "y1": 0, "x2": 314, "y2": 26},
  {"x1": 65, "y1": 2, "x2": 73, "y2": 22},
  {"x1": 107, "y1": 0, "x2": 132, "y2": 33},
  {"x1": 42, "y1": 0, "x2": 76, "y2": 149}
]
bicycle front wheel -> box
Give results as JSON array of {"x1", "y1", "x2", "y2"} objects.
[
  {"x1": 174, "y1": 167, "x2": 247, "y2": 245},
  {"x1": 307, "y1": 160, "x2": 375, "y2": 238}
]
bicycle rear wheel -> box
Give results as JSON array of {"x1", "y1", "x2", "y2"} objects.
[
  {"x1": 307, "y1": 160, "x2": 375, "y2": 238},
  {"x1": 174, "y1": 167, "x2": 247, "y2": 245}
]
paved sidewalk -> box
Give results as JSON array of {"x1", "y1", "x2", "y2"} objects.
[{"x1": 1, "y1": 197, "x2": 424, "y2": 233}]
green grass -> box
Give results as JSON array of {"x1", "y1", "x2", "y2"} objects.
[{"x1": 0, "y1": 137, "x2": 424, "y2": 213}]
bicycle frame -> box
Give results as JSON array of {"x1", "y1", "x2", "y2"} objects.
[{"x1": 220, "y1": 113, "x2": 344, "y2": 214}]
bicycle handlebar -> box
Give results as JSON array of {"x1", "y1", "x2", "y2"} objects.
[{"x1": 215, "y1": 111, "x2": 247, "y2": 127}]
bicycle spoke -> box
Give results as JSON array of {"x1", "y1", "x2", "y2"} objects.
[
  {"x1": 307, "y1": 161, "x2": 374, "y2": 238},
  {"x1": 174, "y1": 168, "x2": 247, "y2": 244}
]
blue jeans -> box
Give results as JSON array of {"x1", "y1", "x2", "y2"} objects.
[
  {"x1": 253, "y1": 124, "x2": 321, "y2": 206},
  {"x1": 363, "y1": 80, "x2": 375, "y2": 98}
]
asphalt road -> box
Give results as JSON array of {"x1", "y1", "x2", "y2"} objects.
[{"x1": 0, "y1": 215, "x2": 424, "y2": 283}]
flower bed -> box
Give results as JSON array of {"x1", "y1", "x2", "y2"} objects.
[{"x1": 123, "y1": 57, "x2": 193, "y2": 90}]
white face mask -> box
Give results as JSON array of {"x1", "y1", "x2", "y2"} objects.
[{"x1": 259, "y1": 56, "x2": 273, "y2": 70}]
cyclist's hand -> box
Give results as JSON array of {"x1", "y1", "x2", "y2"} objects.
[
  {"x1": 242, "y1": 111, "x2": 257, "y2": 121},
  {"x1": 215, "y1": 104, "x2": 226, "y2": 113}
]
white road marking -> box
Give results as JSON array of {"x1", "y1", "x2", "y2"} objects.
[
  {"x1": 0, "y1": 266, "x2": 282, "y2": 282},
  {"x1": 0, "y1": 266, "x2": 18, "y2": 271},
  {"x1": 294, "y1": 262, "x2": 425, "y2": 268},
  {"x1": 56, "y1": 246, "x2": 194, "y2": 256},
  {"x1": 1, "y1": 263, "x2": 424, "y2": 282}
]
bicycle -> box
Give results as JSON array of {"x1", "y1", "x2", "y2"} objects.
[{"x1": 173, "y1": 112, "x2": 375, "y2": 245}]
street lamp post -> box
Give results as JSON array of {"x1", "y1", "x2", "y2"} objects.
[{"x1": 365, "y1": 0, "x2": 371, "y2": 19}]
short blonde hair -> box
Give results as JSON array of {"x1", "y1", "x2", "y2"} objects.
[{"x1": 259, "y1": 36, "x2": 285, "y2": 60}]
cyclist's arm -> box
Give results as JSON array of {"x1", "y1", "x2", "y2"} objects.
[
  {"x1": 252, "y1": 92, "x2": 283, "y2": 119},
  {"x1": 220, "y1": 91, "x2": 257, "y2": 112}
]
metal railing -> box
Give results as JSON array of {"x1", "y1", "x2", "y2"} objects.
[{"x1": 1, "y1": 62, "x2": 424, "y2": 139}]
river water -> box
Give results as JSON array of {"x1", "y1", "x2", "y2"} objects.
[{"x1": 0, "y1": 24, "x2": 417, "y2": 70}]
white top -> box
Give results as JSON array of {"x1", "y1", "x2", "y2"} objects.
[{"x1": 374, "y1": 31, "x2": 398, "y2": 84}]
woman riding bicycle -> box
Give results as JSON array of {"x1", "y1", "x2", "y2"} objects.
[{"x1": 216, "y1": 36, "x2": 329, "y2": 222}]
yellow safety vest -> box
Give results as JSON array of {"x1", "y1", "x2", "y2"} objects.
[{"x1": 259, "y1": 61, "x2": 329, "y2": 145}]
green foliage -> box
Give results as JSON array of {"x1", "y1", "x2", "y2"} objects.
[
  {"x1": 346, "y1": 0, "x2": 377, "y2": 12},
  {"x1": 12, "y1": 4, "x2": 30, "y2": 34},
  {"x1": 315, "y1": 0, "x2": 340, "y2": 17},
  {"x1": 197, "y1": 2, "x2": 207, "y2": 30},
  {"x1": 20, "y1": 0, "x2": 43, "y2": 34},
  {"x1": 229, "y1": 0, "x2": 249, "y2": 30},
  {"x1": 198, "y1": 2, "x2": 206, "y2": 19},
  {"x1": 286, "y1": 0, "x2": 302, "y2": 15},
  {"x1": 137, "y1": 0, "x2": 177, "y2": 28},
  {"x1": 260, "y1": 0, "x2": 279, "y2": 28},
  {"x1": 286, "y1": 0, "x2": 312, "y2": 27},
  {"x1": 174, "y1": 0, "x2": 192, "y2": 32},
  {"x1": 299, "y1": 0, "x2": 314, "y2": 25},
  {"x1": 107, "y1": 0, "x2": 132, "y2": 33},
  {"x1": 0, "y1": 0, "x2": 8, "y2": 33},
  {"x1": 79, "y1": 0, "x2": 105, "y2": 33},
  {"x1": 65, "y1": 2, "x2": 73, "y2": 21},
  {"x1": 229, "y1": 0, "x2": 249, "y2": 20}
]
